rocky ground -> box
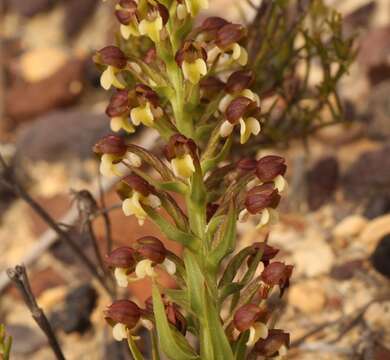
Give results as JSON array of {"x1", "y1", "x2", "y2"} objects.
[{"x1": 0, "y1": 0, "x2": 390, "y2": 359}]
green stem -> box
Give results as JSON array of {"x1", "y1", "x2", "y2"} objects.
[{"x1": 127, "y1": 333, "x2": 145, "y2": 360}]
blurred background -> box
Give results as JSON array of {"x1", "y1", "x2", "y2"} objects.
[{"x1": 0, "y1": 0, "x2": 390, "y2": 359}]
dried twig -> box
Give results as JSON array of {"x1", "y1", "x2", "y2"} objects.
[
  {"x1": 291, "y1": 293, "x2": 390, "y2": 348},
  {"x1": 6, "y1": 265, "x2": 66, "y2": 360},
  {"x1": 0, "y1": 154, "x2": 112, "y2": 295}
]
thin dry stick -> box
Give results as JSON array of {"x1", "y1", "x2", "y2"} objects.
[
  {"x1": 0, "y1": 155, "x2": 111, "y2": 295},
  {"x1": 291, "y1": 293, "x2": 390, "y2": 348},
  {"x1": 6, "y1": 265, "x2": 66, "y2": 360}
]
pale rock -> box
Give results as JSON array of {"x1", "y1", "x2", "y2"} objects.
[
  {"x1": 293, "y1": 239, "x2": 334, "y2": 277},
  {"x1": 37, "y1": 286, "x2": 67, "y2": 311},
  {"x1": 20, "y1": 47, "x2": 69, "y2": 82},
  {"x1": 359, "y1": 214, "x2": 390, "y2": 251},
  {"x1": 363, "y1": 301, "x2": 390, "y2": 332},
  {"x1": 288, "y1": 280, "x2": 327, "y2": 313},
  {"x1": 333, "y1": 215, "x2": 368, "y2": 238}
]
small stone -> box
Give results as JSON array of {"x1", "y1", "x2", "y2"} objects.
[
  {"x1": 15, "y1": 110, "x2": 108, "y2": 163},
  {"x1": 37, "y1": 286, "x2": 67, "y2": 311},
  {"x1": 293, "y1": 240, "x2": 334, "y2": 277},
  {"x1": 330, "y1": 259, "x2": 365, "y2": 281},
  {"x1": 306, "y1": 157, "x2": 339, "y2": 211},
  {"x1": 360, "y1": 215, "x2": 390, "y2": 251},
  {"x1": 343, "y1": 146, "x2": 390, "y2": 202},
  {"x1": 363, "y1": 301, "x2": 390, "y2": 333},
  {"x1": 50, "y1": 284, "x2": 98, "y2": 334},
  {"x1": 5, "y1": 59, "x2": 85, "y2": 123},
  {"x1": 364, "y1": 194, "x2": 390, "y2": 219},
  {"x1": 288, "y1": 281, "x2": 327, "y2": 313},
  {"x1": 333, "y1": 215, "x2": 368, "y2": 238},
  {"x1": 371, "y1": 234, "x2": 390, "y2": 278},
  {"x1": 19, "y1": 47, "x2": 69, "y2": 83}
]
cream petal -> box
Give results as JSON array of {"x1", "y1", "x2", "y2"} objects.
[
  {"x1": 274, "y1": 174, "x2": 287, "y2": 193},
  {"x1": 126, "y1": 152, "x2": 142, "y2": 168},
  {"x1": 207, "y1": 46, "x2": 221, "y2": 64},
  {"x1": 238, "y1": 47, "x2": 248, "y2": 66},
  {"x1": 138, "y1": 17, "x2": 163, "y2": 43},
  {"x1": 171, "y1": 154, "x2": 195, "y2": 178},
  {"x1": 100, "y1": 67, "x2": 114, "y2": 90},
  {"x1": 231, "y1": 43, "x2": 242, "y2": 60},
  {"x1": 110, "y1": 117, "x2": 123, "y2": 132},
  {"x1": 220, "y1": 120, "x2": 234, "y2": 138},
  {"x1": 246, "y1": 323, "x2": 269, "y2": 346},
  {"x1": 143, "y1": 194, "x2": 161, "y2": 209},
  {"x1": 162, "y1": 258, "x2": 176, "y2": 275},
  {"x1": 182, "y1": 59, "x2": 207, "y2": 84},
  {"x1": 114, "y1": 267, "x2": 129, "y2": 288},
  {"x1": 177, "y1": 3, "x2": 187, "y2": 20},
  {"x1": 135, "y1": 259, "x2": 156, "y2": 279},
  {"x1": 120, "y1": 24, "x2": 132, "y2": 40},
  {"x1": 219, "y1": 94, "x2": 234, "y2": 113},
  {"x1": 130, "y1": 103, "x2": 154, "y2": 127},
  {"x1": 238, "y1": 208, "x2": 249, "y2": 223},
  {"x1": 122, "y1": 193, "x2": 147, "y2": 221},
  {"x1": 112, "y1": 323, "x2": 128, "y2": 341},
  {"x1": 100, "y1": 154, "x2": 117, "y2": 177}
]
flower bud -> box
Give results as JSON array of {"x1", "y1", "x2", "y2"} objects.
[
  {"x1": 256, "y1": 156, "x2": 287, "y2": 183},
  {"x1": 225, "y1": 70, "x2": 254, "y2": 94},
  {"x1": 136, "y1": 236, "x2": 167, "y2": 264},
  {"x1": 233, "y1": 304, "x2": 267, "y2": 332},
  {"x1": 93, "y1": 135, "x2": 127, "y2": 156},
  {"x1": 98, "y1": 46, "x2": 127, "y2": 69},
  {"x1": 135, "y1": 84, "x2": 160, "y2": 108},
  {"x1": 206, "y1": 202, "x2": 219, "y2": 222},
  {"x1": 105, "y1": 246, "x2": 137, "y2": 269},
  {"x1": 237, "y1": 158, "x2": 258, "y2": 172},
  {"x1": 165, "y1": 134, "x2": 198, "y2": 179},
  {"x1": 115, "y1": 0, "x2": 138, "y2": 25},
  {"x1": 261, "y1": 262, "x2": 293, "y2": 296},
  {"x1": 216, "y1": 23, "x2": 247, "y2": 50},
  {"x1": 199, "y1": 76, "x2": 225, "y2": 103},
  {"x1": 245, "y1": 183, "x2": 281, "y2": 214},
  {"x1": 253, "y1": 329, "x2": 290, "y2": 357},
  {"x1": 176, "y1": 41, "x2": 208, "y2": 85},
  {"x1": 122, "y1": 174, "x2": 155, "y2": 197},
  {"x1": 248, "y1": 242, "x2": 279, "y2": 267},
  {"x1": 199, "y1": 17, "x2": 229, "y2": 39},
  {"x1": 166, "y1": 303, "x2": 187, "y2": 335},
  {"x1": 105, "y1": 300, "x2": 141, "y2": 341},
  {"x1": 106, "y1": 90, "x2": 130, "y2": 116},
  {"x1": 225, "y1": 97, "x2": 259, "y2": 124},
  {"x1": 138, "y1": 3, "x2": 169, "y2": 43}
]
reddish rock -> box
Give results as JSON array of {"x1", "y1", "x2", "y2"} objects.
[{"x1": 5, "y1": 59, "x2": 85, "y2": 124}]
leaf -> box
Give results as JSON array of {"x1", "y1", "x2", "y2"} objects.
[
  {"x1": 201, "y1": 137, "x2": 232, "y2": 174},
  {"x1": 145, "y1": 207, "x2": 197, "y2": 249},
  {"x1": 127, "y1": 333, "x2": 145, "y2": 360},
  {"x1": 127, "y1": 144, "x2": 175, "y2": 181},
  {"x1": 159, "y1": 192, "x2": 189, "y2": 232},
  {"x1": 152, "y1": 285, "x2": 199, "y2": 360},
  {"x1": 218, "y1": 246, "x2": 255, "y2": 288},
  {"x1": 183, "y1": 250, "x2": 205, "y2": 314},
  {"x1": 209, "y1": 201, "x2": 237, "y2": 268},
  {"x1": 200, "y1": 289, "x2": 234, "y2": 360}
]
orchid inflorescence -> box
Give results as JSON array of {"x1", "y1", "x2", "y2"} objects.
[{"x1": 94, "y1": 0, "x2": 292, "y2": 358}]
